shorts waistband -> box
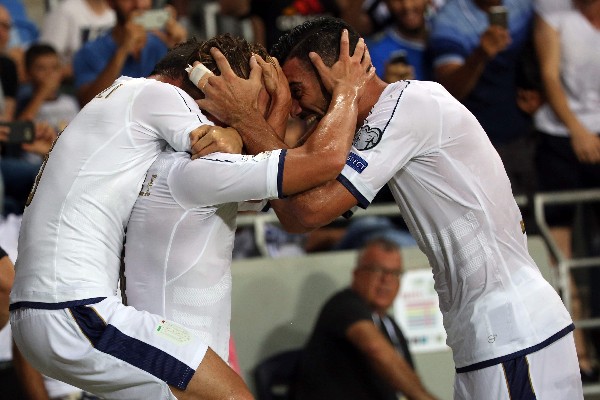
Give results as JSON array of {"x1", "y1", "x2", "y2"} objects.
[
  {"x1": 9, "y1": 297, "x2": 107, "y2": 311},
  {"x1": 456, "y1": 323, "x2": 575, "y2": 373}
]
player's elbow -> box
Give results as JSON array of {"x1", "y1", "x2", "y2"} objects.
[{"x1": 295, "y1": 209, "x2": 336, "y2": 230}]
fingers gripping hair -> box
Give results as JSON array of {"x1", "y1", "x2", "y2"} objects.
[{"x1": 152, "y1": 35, "x2": 274, "y2": 99}]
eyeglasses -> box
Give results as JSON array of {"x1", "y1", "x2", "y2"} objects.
[{"x1": 359, "y1": 265, "x2": 403, "y2": 278}]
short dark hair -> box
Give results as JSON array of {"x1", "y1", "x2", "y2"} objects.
[
  {"x1": 360, "y1": 236, "x2": 402, "y2": 254},
  {"x1": 271, "y1": 17, "x2": 361, "y2": 68},
  {"x1": 152, "y1": 34, "x2": 271, "y2": 99},
  {"x1": 25, "y1": 43, "x2": 58, "y2": 70}
]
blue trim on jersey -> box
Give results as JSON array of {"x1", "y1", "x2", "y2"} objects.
[
  {"x1": 336, "y1": 174, "x2": 370, "y2": 209},
  {"x1": 456, "y1": 324, "x2": 575, "y2": 373},
  {"x1": 277, "y1": 149, "x2": 287, "y2": 198},
  {"x1": 381, "y1": 80, "x2": 410, "y2": 135},
  {"x1": 69, "y1": 304, "x2": 195, "y2": 390},
  {"x1": 502, "y1": 356, "x2": 537, "y2": 399},
  {"x1": 9, "y1": 297, "x2": 107, "y2": 311}
]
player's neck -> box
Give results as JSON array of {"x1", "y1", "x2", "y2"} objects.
[{"x1": 357, "y1": 78, "x2": 387, "y2": 127}]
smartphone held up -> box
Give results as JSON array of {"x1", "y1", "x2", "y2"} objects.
[
  {"x1": 488, "y1": 5, "x2": 508, "y2": 28},
  {"x1": 133, "y1": 8, "x2": 170, "y2": 30},
  {"x1": 0, "y1": 120, "x2": 35, "y2": 144}
]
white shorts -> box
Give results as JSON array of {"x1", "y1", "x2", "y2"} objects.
[
  {"x1": 10, "y1": 296, "x2": 208, "y2": 400},
  {"x1": 454, "y1": 332, "x2": 583, "y2": 400}
]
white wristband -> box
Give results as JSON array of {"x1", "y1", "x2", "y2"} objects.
[{"x1": 185, "y1": 63, "x2": 212, "y2": 87}]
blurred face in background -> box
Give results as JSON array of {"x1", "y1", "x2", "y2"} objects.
[
  {"x1": 109, "y1": 0, "x2": 152, "y2": 24},
  {"x1": 28, "y1": 53, "x2": 62, "y2": 88},
  {"x1": 384, "y1": 0, "x2": 430, "y2": 36},
  {"x1": 0, "y1": 5, "x2": 11, "y2": 51},
  {"x1": 352, "y1": 243, "x2": 403, "y2": 315}
]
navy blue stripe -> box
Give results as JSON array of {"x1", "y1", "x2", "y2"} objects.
[
  {"x1": 199, "y1": 157, "x2": 235, "y2": 164},
  {"x1": 9, "y1": 297, "x2": 106, "y2": 311},
  {"x1": 336, "y1": 174, "x2": 370, "y2": 208},
  {"x1": 69, "y1": 305, "x2": 195, "y2": 390},
  {"x1": 381, "y1": 80, "x2": 410, "y2": 135},
  {"x1": 277, "y1": 149, "x2": 287, "y2": 198},
  {"x1": 456, "y1": 324, "x2": 574, "y2": 373},
  {"x1": 502, "y1": 356, "x2": 537, "y2": 399}
]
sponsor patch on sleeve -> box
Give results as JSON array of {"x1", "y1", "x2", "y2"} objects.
[
  {"x1": 155, "y1": 320, "x2": 192, "y2": 345},
  {"x1": 346, "y1": 152, "x2": 368, "y2": 174}
]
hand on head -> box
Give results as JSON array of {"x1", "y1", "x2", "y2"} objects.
[
  {"x1": 195, "y1": 48, "x2": 268, "y2": 127},
  {"x1": 189, "y1": 125, "x2": 243, "y2": 159},
  {"x1": 309, "y1": 29, "x2": 376, "y2": 98}
]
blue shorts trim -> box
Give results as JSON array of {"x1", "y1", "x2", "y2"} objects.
[
  {"x1": 456, "y1": 324, "x2": 575, "y2": 373},
  {"x1": 69, "y1": 304, "x2": 195, "y2": 390},
  {"x1": 9, "y1": 297, "x2": 107, "y2": 311},
  {"x1": 502, "y1": 356, "x2": 537, "y2": 399}
]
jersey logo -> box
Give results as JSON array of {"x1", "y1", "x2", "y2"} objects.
[
  {"x1": 353, "y1": 125, "x2": 382, "y2": 151},
  {"x1": 346, "y1": 152, "x2": 368, "y2": 174}
]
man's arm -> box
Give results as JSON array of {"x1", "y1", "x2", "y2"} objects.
[
  {"x1": 76, "y1": 23, "x2": 147, "y2": 106},
  {"x1": 0, "y1": 252, "x2": 14, "y2": 329},
  {"x1": 270, "y1": 180, "x2": 358, "y2": 233},
  {"x1": 347, "y1": 320, "x2": 437, "y2": 400},
  {"x1": 434, "y1": 26, "x2": 510, "y2": 100}
]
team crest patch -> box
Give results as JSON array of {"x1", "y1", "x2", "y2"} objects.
[
  {"x1": 346, "y1": 152, "x2": 368, "y2": 173},
  {"x1": 353, "y1": 125, "x2": 382, "y2": 150}
]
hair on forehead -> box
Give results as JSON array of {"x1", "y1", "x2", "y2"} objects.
[
  {"x1": 357, "y1": 237, "x2": 402, "y2": 262},
  {"x1": 25, "y1": 43, "x2": 58, "y2": 68},
  {"x1": 199, "y1": 34, "x2": 273, "y2": 78},
  {"x1": 271, "y1": 17, "x2": 361, "y2": 68}
]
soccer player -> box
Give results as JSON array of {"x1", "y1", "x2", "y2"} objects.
[
  {"x1": 196, "y1": 17, "x2": 584, "y2": 400},
  {"x1": 123, "y1": 32, "x2": 373, "y2": 375},
  {"x1": 8, "y1": 32, "x2": 372, "y2": 399}
]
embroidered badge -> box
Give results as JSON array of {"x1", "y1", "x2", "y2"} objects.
[
  {"x1": 346, "y1": 152, "x2": 368, "y2": 173},
  {"x1": 353, "y1": 125, "x2": 382, "y2": 150}
]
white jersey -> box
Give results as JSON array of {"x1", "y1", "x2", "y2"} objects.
[
  {"x1": 124, "y1": 149, "x2": 284, "y2": 361},
  {"x1": 339, "y1": 80, "x2": 573, "y2": 370},
  {"x1": 11, "y1": 76, "x2": 208, "y2": 307},
  {"x1": 533, "y1": 9, "x2": 600, "y2": 137}
]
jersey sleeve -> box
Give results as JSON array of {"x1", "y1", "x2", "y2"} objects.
[
  {"x1": 132, "y1": 82, "x2": 212, "y2": 153},
  {"x1": 168, "y1": 150, "x2": 286, "y2": 209},
  {"x1": 338, "y1": 81, "x2": 442, "y2": 208}
]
